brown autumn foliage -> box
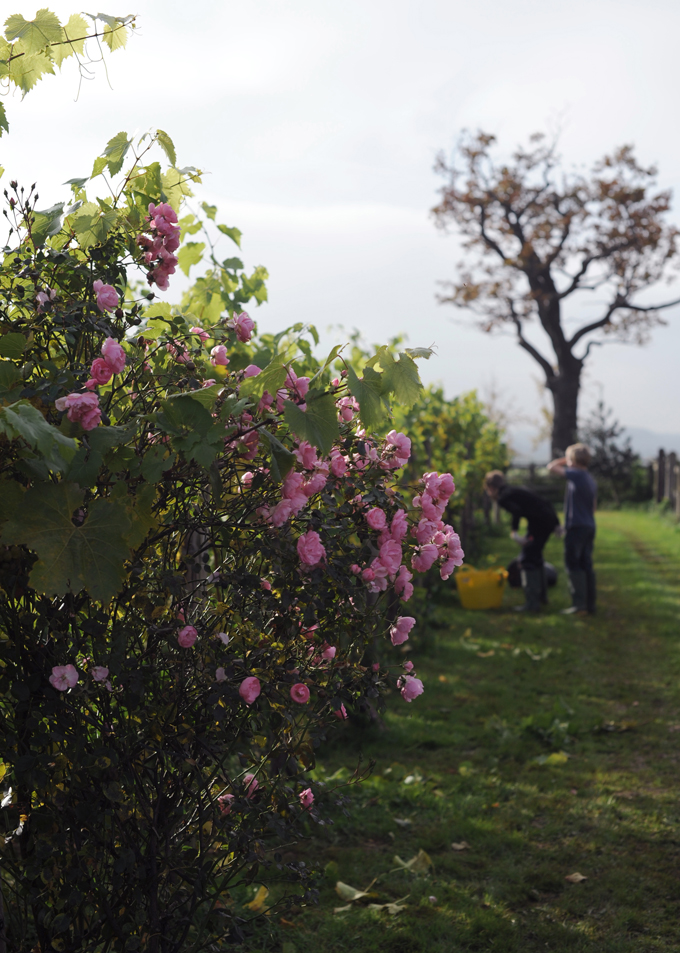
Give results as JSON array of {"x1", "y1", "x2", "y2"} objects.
[{"x1": 432, "y1": 131, "x2": 680, "y2": 455}]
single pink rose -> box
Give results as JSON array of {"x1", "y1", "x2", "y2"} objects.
[
  {"x1": 303, "y1": 472, "x2": 327, "y2": 498},
  {"x1": 350, "y1": 564, "x2": 361, "y2": 575},
  {"x1": 299, "y1": 787, "x2": 314, "y2": 808},
  {"x1": 239, "y1": 676, "x2": 261, "y2": 705},
  {"x1": 178, "y1": 625, "x2": 198, "y2": 648},
  {"x1": 361, "y1": 567, "x2": 375, "y2": 582},
  {"x1": 403, "y1": 661, "x2": 414, "y2": 672},
  {"x1": 390, "y1": 509, "x2": 408, "y2": 541},
  {"x1": 218, "y1": 793, "x2": 234, "y2": 815},
  {"x1": 243, "y1": 773, "x2": 259, "y2": 797},
  {"x1": 438, "y1": 472, "x2": 455, "y2": 499},
  {"x1": 330, "y1": 451, "x2": 347, "y2": 477},
  {"x1": 297, "y1": 531, "x2": 326, "y2": 569},
  {"x1": 366, "y1": 507, "x2": 387, "y2": 531},
  {"x1": 334, "y1": 704, "x2": 348, "y2": 720},
  {"x1": 412, "y1": 543, "x2": 439, "y2": 574},
  {"x1": 290, "y1": 683, "x2": 310, "y2": 704},
  {"x1": 294, "y1": 441, "x2": 319, "y2": 470},
  {"x1": 377, "y1": 539, "x2": 402, "y2": 575},
  {"x1": 260, "y1": 578, "x2": 272, "y2": 591},
  {"x1": 54, "y1": 391, "x2": 101, "y2": 431},
  {"x1": 395, "y1": 565, "x2": 414, "y2": 602},
  {"x1": 210, "y1": 345, "x2": 229, "y2": 367},
  {"x1": 91, "y1": 666, "x2": 109, "y2": 682},
  {"x1": 321, "y1": 644, "x2": 336, "y2": 660},
  {"x1": 400, "y1": 675, "x2": 424, "y2": 703},
  {"x1": 372, "y1": 662, "x2": 380, "y2": 672},
  {"x1": 49, "y1": 664, "x2": 79, "y2": 691},
  {"x1": 390, "y1": 616, "x2": 416, "y2": 646},
  {"x1": 93, "y1": 279, "x2": 119, "y2": 312},
  {"x1": 244, "y1": 364, "x2": 261, "y2": 378},
  {"x1": 101, "y1": 337, "x2": 126, "y2": 374},
  {"x1": 232, "y1": 311, "x2": 255, "y2": 343},
  {"x1": 89, "y1": 357, "x2": 113, "y2": 386},
  {"x1": 190, "y1": 326, "x2": 210, "y2": 342}
]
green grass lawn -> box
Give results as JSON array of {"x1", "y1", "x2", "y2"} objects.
[{"x1": 240, "y1": 510, "x2": 680, "y2": 952}]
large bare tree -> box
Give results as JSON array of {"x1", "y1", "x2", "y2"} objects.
[{"x1": 432, "y1": 132, "x2": 680, "y2": 456}]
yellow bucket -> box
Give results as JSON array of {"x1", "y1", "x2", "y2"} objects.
[{"x1": 456, "y1": 565, "x2": 508, "y2": 610}]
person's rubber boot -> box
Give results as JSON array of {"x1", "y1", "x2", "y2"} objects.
[
  {"x1": 540, "y1": 567, "x2": 549, "y2": 606},
  {"x1": 562, "y1": 570, "x2": 588, "y2": 615},
  {"x1": 514, "y1": 569, "x2": 543, "y2": 612},
  {"x1": 586, "y1": 570, "x2": 596, "y2": 614}
]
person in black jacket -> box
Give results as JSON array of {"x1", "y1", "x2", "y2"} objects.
[{"x1": 484, "y1": 470, "x2": 561, "y2": 612}]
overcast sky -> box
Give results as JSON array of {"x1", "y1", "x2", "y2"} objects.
[{"x1": 3, "y1": 0, "x2": 680, "y2": 441}]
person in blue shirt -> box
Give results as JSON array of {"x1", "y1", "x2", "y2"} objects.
[{"x1": 547, "y1": 443, "x2": 597, "y2": 615}]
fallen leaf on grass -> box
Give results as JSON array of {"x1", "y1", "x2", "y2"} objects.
[
  {"x1": 438, "y1": 675, "x2": 448, "y2": 683},
  {"x1": 335, "y1": 879, "x2": 376, "y2": 902},
  {"x1": 477, "y1": 650, "x2": 495, "y2": 658},
  {"x1": 367, "y1": 895, "x2": 410, "y2": 915},
  {"x1": 451, "y1": 841, "x2": 470, "y2": 851},
  {"x1": 565, "y1": 872, "x2": 587, "y2": 883},
  {"x1": 333, "y1": 904, "x2": 353, "y2": 914},
  {"x1": 533, "y1": 751, "x2": 569, "y2": 766},
  {"x1": 392, "y1": 848, "x2": 433, "y2": 874},
  {"x1": 245, "y1": 885, "x2": 269, "y2": 912},
  {"x1": 393, "y1": 817, "x2": 412, "y2": 828}
]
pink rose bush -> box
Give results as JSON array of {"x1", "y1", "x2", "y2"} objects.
[
  {"x1": 177, "y1": 625, "x2": 198, "y2": 648},
  {"x1": 54, "y1": 391, "x2": 101, "y2": 430},
  {"x1": 239, "y1": 676, "x2": 261, "y2": 705},
  {"x1": 93, "y1": 279, "x2": 119, "y2": 312},
  {"x1": 139, "y1": 202, "x2": 181, "y2": 291},
  {"x1": 49, "y1": 664, "x2": 79, "y2": 691}
]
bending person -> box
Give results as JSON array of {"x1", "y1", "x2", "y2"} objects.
[{"x1": 484, "y1": 471, "x2": 560, "y2": 612}]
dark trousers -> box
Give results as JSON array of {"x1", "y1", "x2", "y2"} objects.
[
  {"x1": 564, "y1": 525, "x2": 596, "y2": 612},
  {"x1": 519, "y1": 524, "x2": 555, "y2": 572}
]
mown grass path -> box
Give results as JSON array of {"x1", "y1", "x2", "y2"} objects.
[{"x1": 249, "y1": 511, "x2": 680, "y2": 952}]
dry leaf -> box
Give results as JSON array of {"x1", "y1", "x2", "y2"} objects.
[
  {"x1": 477, "y1": 650, "x2": 495, "y2": 657},
  {"x1": 565, "y1": 872, "x2": 587, "y2": 883},
  {"x1": 367, "y1": 895, "x2": 409, "y2": 915},
  {"x1": 245, "y1": 885, "x2": 269, "y2": 912},
  {"x1": 334, "y1": 878, "x2": 377, "y2": 903},
  {"x1": 393, "y1": 817, "x2": 412, "y2": 828},
  {"x1": 392, "y1": 848, "x2": 433, "y2": 874},
  {"x1": 451, "y1": 841, "x2": 470, "y2": 851},
  {"x1": 333, "y1": 903, "x2": 353, "y2": 914}
]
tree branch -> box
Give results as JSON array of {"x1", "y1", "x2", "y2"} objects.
[
  {"x1": 569, "y1": 294, "x2": 680, "y2": 349},
  {"x1": 507, "y1": 300, "x2": 555, "y2": 380}
]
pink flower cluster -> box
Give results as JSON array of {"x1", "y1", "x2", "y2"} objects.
[
  {"x1": 411, "y1": 472, "x2": 464, "y2": 579},
  {"x1": 277, "y1": 367, "x2": 310, "y2": 412},
  {"x1": 93, "y1": 280, "x2": 119, "y2": 313},
  {"x1": 260, "y1": 443, "x2": 328, "y2": 527},
  {"x1": 49, "y1": 664, "x2": 79, "y2": 691},
  {"x1": 55, "y1": 391, "x2": 102, "y2": 431},
  {"x1": 360, "y1": 506, "x2": 412, "y2": 598},
  {"x1": 85, "y1": 336, "x2": 127, "y2": 390},
  {"x1": 139, "y1": 202, "x2": 181, "y2": 291},
  {"x1": 229, "y1": 311, "x2": 254, "y2": 343}
]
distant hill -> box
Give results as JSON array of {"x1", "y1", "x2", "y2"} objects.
[{"x1": 508, "y1": 426, "x2": 680, "y2": 465}]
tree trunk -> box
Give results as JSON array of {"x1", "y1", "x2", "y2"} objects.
[{"x1": 547, "y1": 360, "x2": 582, "y2": 458}]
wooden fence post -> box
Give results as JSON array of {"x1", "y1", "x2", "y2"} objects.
[
  {"x1": 675, "y1": 461, "x2": 680, "y2": 521},
  {"x1": 655, "y1": 450, "x2": 666, "y2": 502},
  {"x1": 665, "y1": 452, "x2": 677, "y2": 507}
]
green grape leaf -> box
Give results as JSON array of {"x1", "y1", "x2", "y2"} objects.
[
  {"x1": 160, "y1": 167, "x2": 194, "y2": 209},
  {"x1": 239, "y1": 360, "x2": 288, "y2": 400},
  {"x1": 70, "y1": 202, "x2": 118, "y2": 249},
  {"x1": 0, "y1": 360, "x2": 22, "y2": 401},
  {"x1": 201, "y1": 202, "x2": 217, "y2": 221},
  {"x1": 31, "y1": 202, "x2": 64, "y2": 247},
  {"x1": 99, "y1": 17, "x2": 129, "y2": 52},
  {"x1": 0, "y1": 102, "x2": 8, "y2": 137},
  {"x1": 0, "y1": 482, "x2": 133, "y2": 602},
  {"x1": 51, "y1": 13, "x2": 87, "y2": 67},
  {"x1": 0, "y1": 400, "x2": 77, "y2": 470},
  {"x1": 0, "y1": 478, "x2": 24, "y2": 524},
  {"x1": 140, "y1": 447, "x2": 175, "y2": 483},
  {"x1": 8, "y1": 50, "x2": 54, "y2": 94},
  {"x1": 177, "y1": 241, "x2": 206, "y2": 277},
  {"x1": 0, "y1": 332, "x2": 27, "y2": 359},
  {"x1": 346, "y1": 365, "x2": 387, "y2": 430},
  {"x1": 5, "y1": 9, "x2": 63, "y2": 53},
  {"x1": 116, "y1": 482, "x2": 157, "y2": 549},
  {"x1": 404, "y1": 347, "x2": 434, "y2": 360},
  {"x1": 179, "y1": 383, "x2": 222, "y2": 409},
  {"x1": 63, "y1": 446, "x2": 103, "y2": 487},
  {"x1": 283, "y1": 389, "x2": 339, "y2": 455},
  {"x1": 309, "y1": 344, "x2": 344, "y2": 385},
  {"x1": 380, "y1": 351, "x2": 422, "y2": 408},
  {"x1": 156, "y1": 129, "x2": 176, "y2": 167},
  {"x1": 64, "y1": 176, "x2": 88, "y2": 188},
  {"x1": 179, "y1": 214, "x2": 201, "y2": 238},
  {"x1": 157, "y1": 395, "x2": 213, "y2": 436},
  {"x1": 102, "y1": 131, "x2": 131, "y2": 176},
  {"x1": 261, "y1": 430, "x2": 295, "y2": 482},
  {"x1": 217, "y1": 223, "x2": 242, "y2": 247},
  {"x1": 87, "y1": 425, "x2": 131, "y2": 454}
]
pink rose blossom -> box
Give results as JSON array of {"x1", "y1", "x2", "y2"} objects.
[
  {"x1": 372, "y1": 662, "x2": 380, "y2": 672},
  {"x1": 190, "y1": 326, "x2": 210, "y2": 343},
  {"x1": 403, "y1": 661, "x2": 414, "y2": 672},
  {"x1": 361, "y1": 567, "x2": 375, "y2": 582},
  {"x1": 390, "y1": 616, "x2": 416, "y2": 646},
  {"x1": 400, "y1": 675, "x2": 424, "y2": 703},
  {"x1": 178, "y1": 625, "x2": 198, "y2": 648},
  {"x1": 377, "y1": 539, "x2": 402, "y2": 575},
  {"x1": 321, "y1": 644, "x2": 336, "y2": 660},
  {"x1": 415, "y1": 518, "x2": 438, "y2": 545},
  {"x1": 89, "y1": 357, "x2": 113, "y2": 386},
  {"x1": 290, "y1": 683, "x2": 310, "y2": 704},
  {"x1": 101, "y1": 337, "x2": 126, "y2": 374},
  {"x1": 244, "y1": 364, "x2": 261, "y2": 378},
  {"x1": 299, "y1": 787, "x2": 314, "y2": 808},
  {"x1": 395, "y1": 565, "x2": 414, "y2": 601},
  {"x1": 243, "y1": 773, "x2": 259, "y2": 797},
  {"x1": 210, "y1": 345, "x2": 229, "y2": 367},
  {"x1": 270, "y1": 499, "x2": 294, "y2": 527},
  {"x1": 294, "y1": 441, "x2": 319, "y2": 470},
  {"x1": 390, "y1": 509, "x2": 408, "y2": 541},
  {"x1": 330, "y1": 451, "x2": 347, "y2": 477},
  {"x1": 438, "y1": 473, "x2": 455, "y2": 499},
  {"x1": 297, "y1": 531, "x2": 326, "y2": 569},
  {"x1": 218, "y1": 793, "x2": 234, "y2": 815},
  {"x1": 49, "y1": 664, "x2": 79, "y2": 691},
  {"x1": 92, "y1": 666, "x2": 109, "y2": 682},
  {"x1": 215, "y1": 667, "x2": 227, "y2": 683},
  {"x1": 366, "y1": 507, "x2": 387, "y2": 532},
  {"x1": 55, "y1": 391, "x2": 101, "y2": 431},
  {"x1": 93, "y1": 279, "x2": 119, "y2": 312},
  {"x1": 303, "y1": 472, "x2": 327, "y2": 498},
  {"x1": 218, "y1": 632, "x2": 230, "y2": 645},
  {"x1": 285, "y1": 368, "x2": 310, "y2": 401},
  {"x1": 412, "y1": 543, "x2": 439, "y2": 574},
  {"x1": 231, "y1": 311, "x2": 255, "y2": 343},
  {"x1": 239, "y1": 676, "x2": 261, "y2": 705},
  {"x1": 350, "y1": 564, "x2": 361, "y2": 575},
  {"x1": 385, "y1": 430, "x2": 411, "y2": 466},
  {"x1": 334, "y1": 704, "x2": 348, "y2": 720},
  {"x1": 260, "y1": 578, "x2": 272, "y2": 591}
]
